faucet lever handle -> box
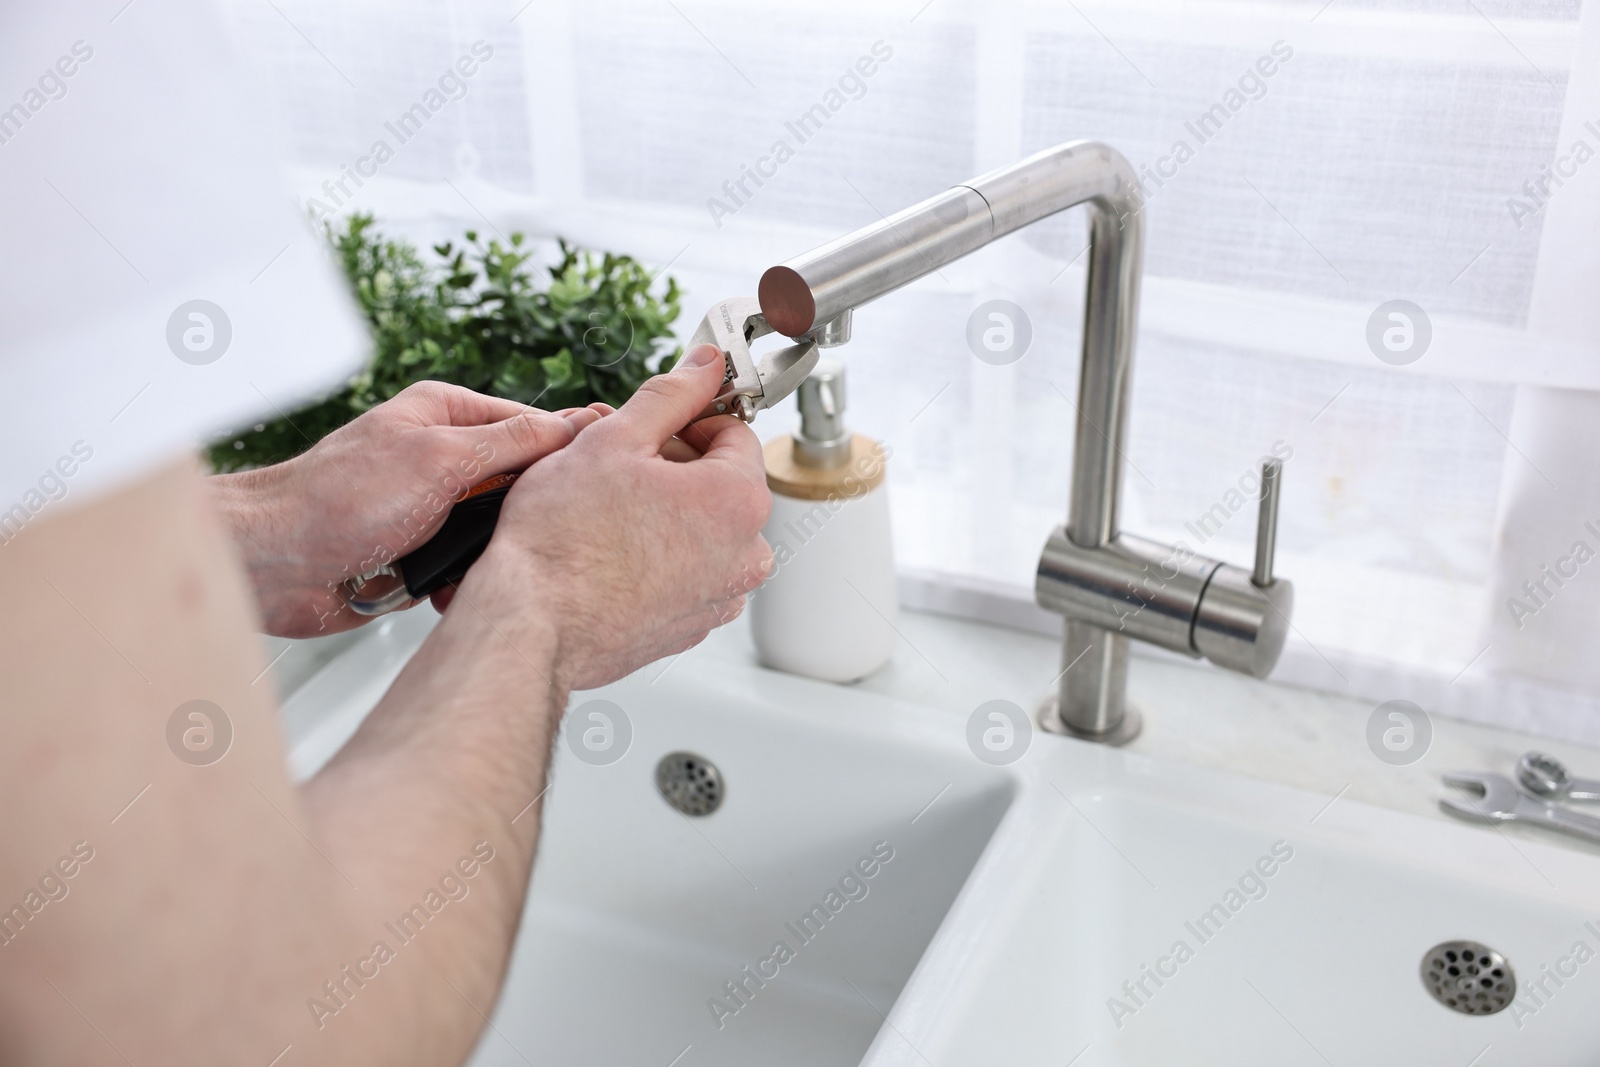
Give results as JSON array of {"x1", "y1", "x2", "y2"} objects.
[
  {"x1": 1252, "y1": 459, "x2": 1282, "y2": 588},
  {"x1": 1188, "y1": 455, "x2": 1293, "y2": 679}
]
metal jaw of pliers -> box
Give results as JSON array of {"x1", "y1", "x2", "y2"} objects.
[{"x1": 689, "y1": 296, "x2": 820, "y2": 423}]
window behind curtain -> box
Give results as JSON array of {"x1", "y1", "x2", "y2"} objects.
[{"x1": 231, "y1": 0, "x2": 1600, "y2": 743}]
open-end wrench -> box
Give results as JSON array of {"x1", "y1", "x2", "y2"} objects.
[{"x1": 1441, "y1": 771, "x2": 1600, "y2": 846}]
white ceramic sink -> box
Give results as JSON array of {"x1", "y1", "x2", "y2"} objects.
[
  {"x1": 283, "y1": 611, "x2": 1013, "y2": 1067},
  {"x1": 872, "y1": 756, "x2": 1600, "y2": 1066},
  {"x1": 282, "y1": 611, "x2": 1600, "y2": 1066},
  {"x1": 471, "y1": 676, "x2": 1012, "y2": 1067}
]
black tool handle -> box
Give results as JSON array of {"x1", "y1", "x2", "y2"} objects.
[{"x1": 398, "y1": 475, "x2": 517, "y2": 599}]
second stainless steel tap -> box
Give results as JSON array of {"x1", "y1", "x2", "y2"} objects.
[{"x1": 757, "y1": 140, "x2": 1294, "y2": 743}]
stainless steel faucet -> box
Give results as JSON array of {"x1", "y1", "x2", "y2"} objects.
[{"x1": 758, "y1": 140, "x2": 1294, "y2": 744}]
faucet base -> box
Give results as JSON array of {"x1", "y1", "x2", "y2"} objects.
[{"x1": 1036, "y1": 695, "x2": 1143, "y2": 746}]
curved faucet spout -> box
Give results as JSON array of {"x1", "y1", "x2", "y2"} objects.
[
  {"x1": 757, "y1": 140, "x2": 1143, "y2": 549},
  {"x1": 758, "y1": 142, "x2": 1287, "y2": 745}
]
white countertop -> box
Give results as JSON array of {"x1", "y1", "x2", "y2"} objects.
[
  {"x1": 663, "y1": 606, "x2": 1600, "y2": 830},
  {"x1": 270, "y1": 602, "x2": 1600, "y2": 830}
]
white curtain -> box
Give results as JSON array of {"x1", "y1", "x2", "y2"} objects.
[{"x1": 227, "y1": 0, "x2": 1600, "y2": 743}]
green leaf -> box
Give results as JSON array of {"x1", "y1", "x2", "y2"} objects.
[{"x1": 206, "y1": 212, "x2": 683, "y2": 471}]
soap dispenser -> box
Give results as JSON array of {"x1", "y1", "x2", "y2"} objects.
[{"x1": 751, "y1": 359, "x2": 898, "y2": 682}]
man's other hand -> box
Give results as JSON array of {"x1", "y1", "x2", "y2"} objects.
[{"x1": 211, "y1": 383, "x2": 601, "y2": 637}]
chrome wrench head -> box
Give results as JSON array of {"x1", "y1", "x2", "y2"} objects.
[
  {"x1": 1517, "y1": 752, "x2": 1570, "y2": 800},
  {"x1": 1443, "y1": 769, "x2": 1600, "y2": 846},
  {"x1": 1440, "y1": 771, "x2": 1525, "y2": 824},
  {"x1": 1516, "y1": 751, "x2": 1600, "y2": 802},
  {"x1": 688, "y1": 296, "x2": 820, "y2": 424}
]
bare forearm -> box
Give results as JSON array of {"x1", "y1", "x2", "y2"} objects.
[
  {"x1": 298, "y1": 549, "x2": 566, "y2": 1060},
  {"x1": 208, "y1": 464, "x2": 334, "y2": 637},
  {"x1": 0, "y1": 354, "x2": 764, "y2": 1062}
]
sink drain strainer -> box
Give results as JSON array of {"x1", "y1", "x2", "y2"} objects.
[
  {"x1": 1421, "y1": 941, "x2": 1516, "y2": 1015},
  {"x1": 655, "y1": 752, "x2": 724, "y2": 816}
]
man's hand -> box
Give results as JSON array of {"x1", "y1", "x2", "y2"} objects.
[
  {"x1": 210, "y1": 382, "x2": 601, "y2": 638},
  {"x1": 452, "y1": 343, "x2": 774, "y2": 692},
  {"x1": 0, "y1": 346, "x2": 773, "y2": 1064}
]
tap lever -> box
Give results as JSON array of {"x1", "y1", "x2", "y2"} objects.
[
  {"x1": 1189, "y1": 455, "x2": 1294, "y2": 679},
  {"x1": 1253, "y1": 459, "x2": 1282, "y2": 588}
]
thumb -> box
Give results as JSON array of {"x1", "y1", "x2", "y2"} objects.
[
  {"x1": 609, "y1": 344, "x2": 728, "y2": 448},
  {"x1": 459, "y1": 408, "x2": 599, "y2": 477}
]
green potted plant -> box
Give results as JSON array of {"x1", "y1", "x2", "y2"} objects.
[{"x1": 210, "y1": 214, "x2": 683, "y2": 471}]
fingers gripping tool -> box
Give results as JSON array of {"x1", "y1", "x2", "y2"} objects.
[
  {"x1": 689, "y1": 296, "x2": 820, "y2": 423},
  {"x1": 340, "y1": 472, "x2": 520, "y2": 616},
  {"x1": 338, "y1": 298, "x2": 817, "y2": 617}
]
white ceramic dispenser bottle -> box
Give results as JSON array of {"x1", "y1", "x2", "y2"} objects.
[{"x1": 751, "y1": 359, "x2": 898, "y2": 682}]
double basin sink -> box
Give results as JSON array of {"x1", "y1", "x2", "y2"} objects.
[{"x1": 282, "y1": 610, "x2": 1600, "y2": 1066}]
